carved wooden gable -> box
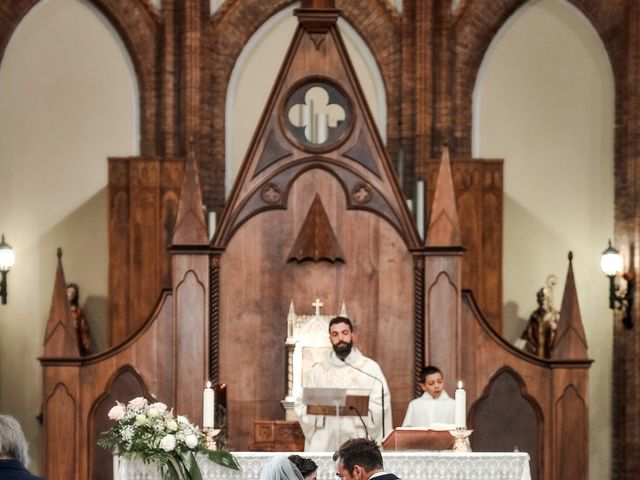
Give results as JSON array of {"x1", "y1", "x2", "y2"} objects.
[
  {"x1": 214, "y1": 5, "x2": 418, "y2": 250},
  {"x1": 212, "y1": 1, "x2": 419, "y2": 450}
]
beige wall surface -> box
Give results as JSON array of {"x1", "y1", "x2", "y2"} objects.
[
  {"x1": 0, "y1": 0, "x2": 138, "y2": 474},
  {"x1": 474, "y1": 0, "x2": 614, "y2": 478}
]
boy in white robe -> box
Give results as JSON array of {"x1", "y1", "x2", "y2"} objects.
[{"x1": 402, "y1": 365, "x2": 455, "y2": 427}]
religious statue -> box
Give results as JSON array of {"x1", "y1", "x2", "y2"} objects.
[
  {"x1": 519, "y1": 276, "x2": 559, "y2": 358},
  {"x1": 66, "y1": 282, "x2": 90, "y2": 355}
]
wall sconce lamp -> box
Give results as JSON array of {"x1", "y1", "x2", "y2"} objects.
[
  {"x1": 600, "y1": 239, "x2": 634, "y2": 329},
  {"x1": 0, "y1": 234, "x2": 15, "y2": 305}
]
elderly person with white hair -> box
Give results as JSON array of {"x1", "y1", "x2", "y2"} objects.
[{"x1": 0, "y1": 415, "x2": 43, "y2": 480}]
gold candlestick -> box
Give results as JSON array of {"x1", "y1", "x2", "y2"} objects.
[
  {"x1": 450, "y1": 428, "x2": 473, "y2": 452},
  {"x1": 202, "y1": 427, "x2": 221, "y2": 451}
]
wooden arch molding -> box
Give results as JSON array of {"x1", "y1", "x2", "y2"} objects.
[
  {"x1": 468, "y1": 366, "x2": 544, "y2": 480},
  {"x1": 204, "y1": 0, "x2": 401, "y2": 209},
  {"x1": 453, "y1": 0, "x2": 624, "y2": 156},
  {"x1": 89, "y1": 365, "x2": 153, "y2": 480},
  {"x1": 220, "y1": 158, "x2": 415, "y2": 248},
  {"x1": 0, "y1": 0, "x2": 160, "y2": 155}
]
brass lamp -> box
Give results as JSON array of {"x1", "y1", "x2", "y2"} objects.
[
  {"x1": 600, "y1": 239, "x2": 634, "y2": 329},
  {"x1": 0, "y1": 234, "x2": 15, "y2": 305}
]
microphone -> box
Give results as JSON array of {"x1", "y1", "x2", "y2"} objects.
[
  {"x1": 348, "y1": 405, "x2": 369, "y2": 439},
  {"x1": 341, "y1": 359, "x2": 387, "y2": 438}
]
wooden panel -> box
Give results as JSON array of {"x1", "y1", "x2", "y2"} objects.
[
  {"x1": 174, "y1": 267, "x2": 208, "y2": 423},
  {"x1": 45, "y1": 384, "x2": 76, "y2": 480},
  {"x1": 427, "y1": 270, "x2": 458, "y2": 382},
  {"x1": 421, "y1": 160, "x2": 503, "y2": 332},
  {"x1": 253, "y1": 420, "x2": 304, "y2": 451},
  {"x1": 219, "y1": 169, "x2": 414, "y2": 449},
  {"x1": 470, "y1": 368, "x2": 542, "y2": 480},
  {"x1": 555, "y1": 385, "x2": 587, "y2": 480},
  {"x1": 108, "y1": 158, "x2": 184, "y2": 345},
  {"x1": 90, "y1": 368, "x2": 149, "y2": 480}
]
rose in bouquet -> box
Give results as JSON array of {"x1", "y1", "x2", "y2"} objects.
[{"x1": 98, "y1": 397, "x2": 239, "y2": 479}]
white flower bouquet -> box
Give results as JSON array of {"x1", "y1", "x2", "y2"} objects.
[{"x1": 98, "y1": 397, "x2": 239, "y2": 479}]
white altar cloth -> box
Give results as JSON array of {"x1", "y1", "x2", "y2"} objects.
[{"x1": 117, "y1": 451, "x2": 531, "y2": 480}]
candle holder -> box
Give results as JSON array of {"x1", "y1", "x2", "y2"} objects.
[
  {"x1": 449, "y1": 428, "x2": 473, "y2": 452},
  {"x1": 202, "y1": 427, "x2": 221, "y2": 451}
]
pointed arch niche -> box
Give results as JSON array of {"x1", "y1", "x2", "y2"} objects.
[
  {"x1": 225, "y1": 3, "x2": 387, "y2": 196},
  {"x1": 472, "y1": 1, "x2": 613, "y2": 478}
]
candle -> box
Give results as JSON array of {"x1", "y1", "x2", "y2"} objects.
[
  {"x1": 455, "y1": 380, "x2": 466, "y2": 429},
  {"x1": 416, "y1": 180, "x2": 425, "y2": 239},
  {"x1": 203, "y1": 381, "x2": 215, "y2": 428},
  {"x1": 208, "y1": 211, "x2": 217, "y2": 242},
  {"x1": 316, "y1": 112, "x2": 328, "y2": 144}
]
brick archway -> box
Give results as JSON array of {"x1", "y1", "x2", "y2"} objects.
[
  {"x1": 453, "y1": 0, "x2": 625, "y2": 156},
  {"x1": 0, "y1": 0, "x2": 160, "y2": 155}
]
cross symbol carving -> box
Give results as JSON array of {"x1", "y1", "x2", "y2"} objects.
[
  {"x1": 287, "y1": 86, "x2": 346, "y2": 144},
  {"x1": 312, "y1": 298, "x2": 324, "y2": 316}
]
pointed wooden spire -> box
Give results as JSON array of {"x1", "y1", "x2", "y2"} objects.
[
  {"x1": 339, "y1": 301, "x2": 348, "y2": 318},
  {"x1": 288, "y1": 195, "x2": 344, "y2": 262},
  {"x1": 552, "y1": 252, "x2": 589, "y2": 360},
  {"x1": 43, "y1": 248, "x2": 80, "y2": 358},
  {"x1": 172, "y1": 146, "x2": 208, "y2": 246},
  {"x1": 426, "y1": 146, "x2": 461, "y2": 247}
]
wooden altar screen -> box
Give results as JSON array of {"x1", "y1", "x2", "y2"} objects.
[{"x1": 39, "y1": 2, "x2": 590, "y2": 479}]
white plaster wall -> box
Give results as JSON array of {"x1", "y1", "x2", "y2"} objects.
[
  {"x1": 473, "y1": 0, "x2": 614, "y2": 478},
  {"x1": 227, "y1": 4, "x2": 384, "y2": 195},
  {"x1": 0, "y1": 0, "x2": 138, "y2": 474}
]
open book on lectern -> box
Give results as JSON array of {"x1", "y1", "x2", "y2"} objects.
[{"x1": 302, "y1": 387, "x2": 370, "y2": 416}]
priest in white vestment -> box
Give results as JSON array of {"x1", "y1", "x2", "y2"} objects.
[
  {"x1": 402, "y1": 365, "x2": 455, "y2": 427},
  {"x1": 295, "y1": 317, "x2": 392, "y2": 452}
]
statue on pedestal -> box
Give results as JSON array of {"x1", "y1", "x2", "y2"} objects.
[{"x1": 66, "y1": 282, "x2": 90, "y2": 355}]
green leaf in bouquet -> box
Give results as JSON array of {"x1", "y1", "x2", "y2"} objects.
[
  {"x1": 181, "y1": 451, "x2": 203, "y2": 480},
  {"x1": 161, "y1": 460, "x2": 180, "y2": 480},
  {"x1": 201, "y1": 449, "x2": 241, "y2": 470}
]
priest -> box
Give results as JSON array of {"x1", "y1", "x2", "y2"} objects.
[{"x1": 295, "y1": 316, "x2": 392, "y2": 451}]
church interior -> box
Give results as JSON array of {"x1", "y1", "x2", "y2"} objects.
[{"x1": 0, "y1": 0, "x2": 638, "y2": 479}]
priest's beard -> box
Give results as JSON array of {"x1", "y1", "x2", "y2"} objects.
[{"x1": 333, "y1": 340, "x2": 353, "y2": 360}]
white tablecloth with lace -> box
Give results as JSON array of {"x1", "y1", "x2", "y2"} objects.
[{"x1": 116, "y1": 451, "x2": 532, "y2": 480}]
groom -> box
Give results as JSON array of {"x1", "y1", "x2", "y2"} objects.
[{"x1": 333, "y1": 438, "x2": 400, "y2": 480}]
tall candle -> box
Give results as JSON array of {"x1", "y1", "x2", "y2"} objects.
[
  {"x1": 316, "y1": 112, "x2": 328, "y2": 144},
  {"x1": 208, "y1": 211, "x2": 217, "y2": 242},
  {"x1": 203, "y1": 381, "x2": 215, "y2": 428},
  {"x1": 455, "y1": 380, "x2": 466, "y2": 429},
  {"x1": 416, "y1": 180, "x2": 425, "y2": 239}
]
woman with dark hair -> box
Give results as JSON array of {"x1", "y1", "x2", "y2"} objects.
[{"x1": 288, "y1": 454, "x2": 318, "y2": 480}]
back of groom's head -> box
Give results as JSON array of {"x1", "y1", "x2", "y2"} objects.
[
  {"x1": 0, "y1": 414, "x2": 30, "y2": 466},
  {"x1": 333, "y1": 438, "x2": 383, "y2": 474}
]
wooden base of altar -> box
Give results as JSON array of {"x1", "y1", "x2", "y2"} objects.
[
  {"x1": 382, "y1": 428, "x2": 454, "y2": 451},
  {"x1": 252, "y1": 420, "x2": 304, "y2": 451}
]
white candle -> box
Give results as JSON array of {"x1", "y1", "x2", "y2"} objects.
[
  {"x1": 416, "y1": 180, "x2": 425, "y2": 239},
  {"x1": 208, "y1": 211, "x2": 217, "y2": 242},
  {"x1": 455, "y1": 380, "x2": 466, "y2": 429},
  {"x1": 316, "y1": 112, "x2": 328, "y2": 144},
  {"x1": 203, "y1": 381, "x2": 215, "y2": 428}
]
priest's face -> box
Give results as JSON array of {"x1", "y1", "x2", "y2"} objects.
[
  {"x1": 330, "y1": 321, "x2": 353, "y2": 360},
  {"x1": 421, "y1": 372, "x2": 444, "y2": 398}
]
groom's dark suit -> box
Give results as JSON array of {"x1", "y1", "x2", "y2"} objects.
[{"x1": 370, "y1": 473, "x2": 400, "y2": 480}]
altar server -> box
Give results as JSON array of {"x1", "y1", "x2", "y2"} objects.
[
  {"x1": 402, "y1": 365, "x2": 455, "y2": 427},
  {"x1": 295, "y1": 316, "x2": 392, "y2": 452}
]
